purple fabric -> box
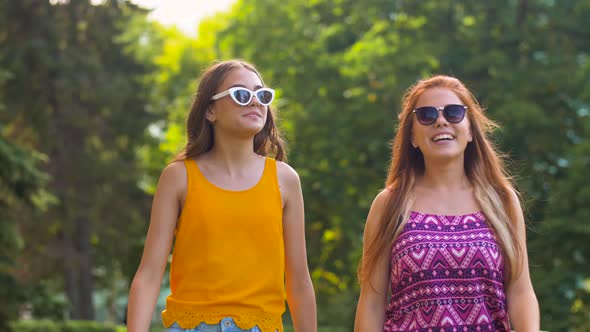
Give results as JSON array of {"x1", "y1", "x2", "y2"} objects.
[{"x1": 384, "y1": 212, "x2": 510, "y2": 332}]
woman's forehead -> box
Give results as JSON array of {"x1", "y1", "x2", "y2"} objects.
[
  {"x1": 220, "y1": 67, "x2": 263, "y2": 89},
  {"x1": 415, "y1": 88, "x2": 462, "y2": 107}
]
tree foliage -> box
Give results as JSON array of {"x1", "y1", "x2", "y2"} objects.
[
  {"x1": 1, "y1": 0, "x2": 589, "y2": 330},
  {"x1": 1, "y1": 0, "x2": 153, "y2": 321}
]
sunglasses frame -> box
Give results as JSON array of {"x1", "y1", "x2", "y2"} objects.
[
  {"x1": 412, "y1": 104, "x2": 468, "y2": 125},
  {"x1": 211, "y1": 87, "x2": 275, "y2": 106}
]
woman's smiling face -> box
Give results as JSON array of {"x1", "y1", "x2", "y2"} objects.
[{"x1": 411, "y1": 88, "x2": 472, "y2": 161}]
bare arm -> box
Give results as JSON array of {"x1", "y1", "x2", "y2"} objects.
[
  {"x1": 355, "y1": 190, "x2": 391, "y2": 332},
  {"x1": 127, "y1": 162, "x2": 186, "y2": 332},
  {"x1": 278, "y1": 162, "x2": 317, "y2": 332},
  {"x1": 506, "y1": 191, "x2": 540, "y2": 331}
]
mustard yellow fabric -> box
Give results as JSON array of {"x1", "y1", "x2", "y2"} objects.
[{"x1": 162, "y1": 157, "x2": 285, "y2": 332}]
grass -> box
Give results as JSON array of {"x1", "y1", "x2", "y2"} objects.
[{"x1": 284, "y1": 327, "x2": 348, "y2": 332}]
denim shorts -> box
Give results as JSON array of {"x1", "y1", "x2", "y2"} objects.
[{"x1": 164, "y1": 317, "x2": 261, "y2": 332}]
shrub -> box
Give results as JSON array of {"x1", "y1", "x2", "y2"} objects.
[{"x1": 10, "y1": 320, "x2": 125, "y2": 332}]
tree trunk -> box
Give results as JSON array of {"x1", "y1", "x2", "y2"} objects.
[
  {"x1": 62, "y1": 230, "x2": 81, "y2": 319},
  {"x1": 517, "y1": 0, "x2": 528, "y2": 26},
  {"x1": 77, "y1": 216, "x2": 95, "y2": 320},
  {"x1": 61, "y1": 217, "x2": 95, "y2": 320}
]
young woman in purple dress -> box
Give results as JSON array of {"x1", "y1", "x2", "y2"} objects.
[{"x1": 355, "y1": 76, "x2": 539, "y2": 331}]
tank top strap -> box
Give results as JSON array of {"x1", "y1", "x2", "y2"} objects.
[
  {"x1": 176, "y1": 159, "x2": 199, "y2": 234},
  {"x1": 183, "y1": 158, "x2": 199, "y2": 195},
  {"x1": 261, "y1": 157, "x2": 279, "y2": 190}
]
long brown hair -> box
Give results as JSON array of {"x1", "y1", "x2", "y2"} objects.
[
  {"x1": 359, "y1": 75, "x2": 523, "y2": 289},
  {"x1": 175, "y1": 59, "x2": 286, "y2": 161}
]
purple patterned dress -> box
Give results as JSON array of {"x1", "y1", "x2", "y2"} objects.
[{"x1": 384, "y1": 212, "x2": 510, "y2": 331}]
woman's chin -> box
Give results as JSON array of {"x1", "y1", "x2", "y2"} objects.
[
  {"x1": 423, "y1": 150, "x2": 465, "y2": 162},
  {"x1": 234, "y1": 125, "x2": 265, "y2": 138}
]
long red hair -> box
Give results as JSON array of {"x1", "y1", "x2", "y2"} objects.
[{"x1": 359, "y1": 75, "x2": 523, "y2": 289}]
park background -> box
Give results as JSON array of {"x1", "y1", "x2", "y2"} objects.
[{"x1": 1, "y1": 0, "x2": 590, "y2": 331}]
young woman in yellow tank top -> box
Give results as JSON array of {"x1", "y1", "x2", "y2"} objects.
[{"x1": 127, "y1": 60, "x2": 317, "y2": 332}]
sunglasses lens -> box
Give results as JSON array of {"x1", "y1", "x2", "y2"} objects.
[
  {"x1": 444, "y1": 105, "x2": 466, "y2": 123},
  {"x1": 232, "y1": 89, "x2": 252, "y2": 105},
  {"x1": 415, "y1": 107, "x2": 438, "y2": 125},
  {"x1": 256, "y1": 90, "x2": 274, "y2": 105}
]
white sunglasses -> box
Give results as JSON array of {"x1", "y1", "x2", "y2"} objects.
[{"x1": 211, "y1": 87, "x2": 275, "y2": 106}]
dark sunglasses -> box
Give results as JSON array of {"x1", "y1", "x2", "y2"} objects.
[
  {"x1": 211, "y1": 87, "x2": 275, "y2": 106},
  {"x1": 412, "y1": 104, "x2": 467, "y2": 125}
]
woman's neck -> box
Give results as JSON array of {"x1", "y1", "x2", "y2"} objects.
[
  {"x1": 419, "y1": 156, "x2": 470, "y2": 191},
  {"x1": 205, "y1": 133, "x2": 260, "y2": 175}
]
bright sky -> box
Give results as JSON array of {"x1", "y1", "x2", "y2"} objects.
[{"x1": 129, "y1": 0, "x2": 237, "y2": 36}]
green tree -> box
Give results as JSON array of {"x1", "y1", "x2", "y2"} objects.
[
  {"x1": 0, "y1": 67, "x2": 50, "y2": 331},
  {"x1": 0, "y1": 0, "x2": 153, "y2": 320},
  {"x1": 0, "y1": 5, "x2": 50, "y2": 320},
  {"x1": 0, "y1": 137, "x2": 48, "y2": 330}
]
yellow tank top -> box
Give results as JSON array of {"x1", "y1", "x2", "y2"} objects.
[{"x1": 161, "y1": 157, "x2": 285, "y2": 332}]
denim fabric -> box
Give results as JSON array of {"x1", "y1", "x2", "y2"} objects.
[{"x1": 164, "y1": 317, "x2": 261, "y2": 332}]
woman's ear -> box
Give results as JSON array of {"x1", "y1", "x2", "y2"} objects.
[
  {"x1": 410, "y1": 132, "x2": 418, "y2": 148},
  {"x1": 206, "y1": 108, "x2": 216, "y2": 123}
]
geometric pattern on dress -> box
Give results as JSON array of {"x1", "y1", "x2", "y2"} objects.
[{"x1": 384, "y1": 212, "x2": 510, "y2": 332}]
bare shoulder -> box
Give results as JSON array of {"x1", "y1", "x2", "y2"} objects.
[
  {"x1": 508, "y1": 188, "x2": 523, "y2": 208},
  {"x1": 370, "y1": 189, "x2": 393, "y2": 215},
  {"x1": 365, "y1": 189, "x2": 393, "y2": 231},
  {"x1": 275, "y1": 161, "x2": 301, "y2": 207},
  {"x1": 276, "y1": 160, "x2": 301, "y2": 188},
  {"x1": 158, "y1": 160, "x2": 187, "y2": 196},
  {"x1": 507, "y1": 187, "x2": 526, "y2": 229},
  {"x1": 506, "y1": 188, "x2": 524, "y2": 216}
]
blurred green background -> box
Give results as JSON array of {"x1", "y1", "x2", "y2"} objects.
[{"x1": 1, "y1": 0, "x2": 589, "y2": 331}]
